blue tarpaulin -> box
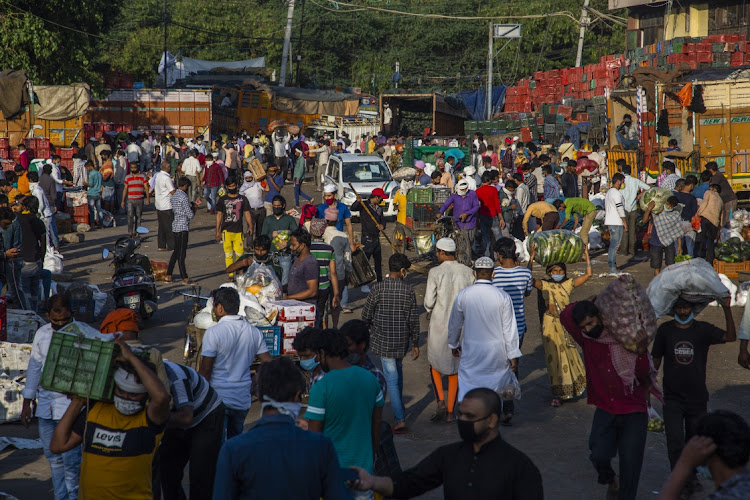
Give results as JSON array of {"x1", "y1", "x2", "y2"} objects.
[{"x1": 459, "y1": 86, "x2": 506, "y2": 121}]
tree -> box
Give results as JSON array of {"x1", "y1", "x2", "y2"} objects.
[{"x1": 0, "y1": 0, "x2": 123, "y2": 87}]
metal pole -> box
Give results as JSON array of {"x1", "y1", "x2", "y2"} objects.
[
  {"x1": 163, "y1": 0, "x2": 168, "y2": 91},
  {"x1": 575, "y1": 0, "x2": 590, "y2": 67},
  {"x1": 395, "y1": 62, "x2": 400, "y2": 89},
  {"x1": 294, "y1": 0, "x2": 306, "y2": 86},
  {"x1": 487, "y1": 22, "x2": 493, "y2": 121},
  {"x1": 280, "y1": 0, "x2": 297, "y2": 87}
]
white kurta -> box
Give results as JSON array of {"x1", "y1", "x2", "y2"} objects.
[
  {"x1": 447, "y1": 280, "x2": 522, "y2": 401},
  {"x1": 424, "y1": 260, "x2": 475, "y2": 374}
]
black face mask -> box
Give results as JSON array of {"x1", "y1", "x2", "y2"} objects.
[
  {"x1": 457, "y1": 416, "x2": 490, "y2": 443},
  {"x1": 226, "y1": 187, "x2": 238, "y2": 195},
  {"x1": 50, "y1": 319, "x2": 73, "y2": 331},
  {"x1": 585, "y1": 324, "x2": 604, "y2": 339},
  {"x1": 272, "y1": 207, "x2": 284, "y2": 216}
]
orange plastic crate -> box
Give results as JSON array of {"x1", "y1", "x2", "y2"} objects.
[{"x1": 713, "y1": 259, "x2": 750, "y2": 279}]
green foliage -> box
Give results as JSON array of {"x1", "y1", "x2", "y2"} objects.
[
  {"x1": 0, "y1": 0, "x2": 121, "y2": 88},
  {"x1": 1, "y1": 0, "x2": 626, "y2": 93}
]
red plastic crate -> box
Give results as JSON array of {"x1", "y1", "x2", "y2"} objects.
[
  {"x1": 10, "y1": 148, "x2": 20, "y2": 160},
  {"x1": 60, "y1": 158, "x2": 73, "y2": 169},
  {"x1": 65, "y1": 205, "x2": 90, "y2": 218},
  {"x1": 697, "y1": 52, "x2": 713, "y2": 63},
  {"x1": 36, "y1": 148, "x2": 50, "y2": 159},
  {"x1": 0, "y1": 148, "x2": 8, "y2": 159},
  {"x1": 60, "y1": 148, "x2": 75, "y2": 159},
  {"x1": 0, "y1": 138, "x2": 8, "y2": 149}
]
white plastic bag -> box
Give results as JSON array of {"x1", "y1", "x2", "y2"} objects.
[
  {"x1": 647, "y1": 259, "x2": 731, "y2": 318},
  {"x1": 709, "y1": 274, "x2": 738, "y2": 307},
  {"x1": 497, "y1": 370, "x2": 521, "y2": 401},
  {"x1": 513, "y1": 237, "x2": 529, "y2": 263},
  {"x1": 43, "y1": 248, "x2": 64, "y2": 273}
]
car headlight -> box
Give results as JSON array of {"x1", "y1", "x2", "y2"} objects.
[{"x1": 343, "y1": 191, "x2": 356, "y2": 200}]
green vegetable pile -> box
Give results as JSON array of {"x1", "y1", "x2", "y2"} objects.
[
  {"x1": 526, "y1": 230, "x2": 584, "y2": 266},
  {"x1": 714, "y1": 237, "x2": 750, "y2": 263},
  {"x1": 674, "y1": 254, "x2": 691, "y2": 263},
  {"x1": 639, "y1": 187, "x2": 673, "y2": 214}
]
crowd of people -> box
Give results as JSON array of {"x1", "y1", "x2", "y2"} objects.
[{"x1": 11, "y1": 125, "x2": 750, "y2": 500}]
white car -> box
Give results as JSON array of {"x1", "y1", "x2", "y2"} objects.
[{"x1": 324, "y1": 153, "x2": 398, "y2": 217}]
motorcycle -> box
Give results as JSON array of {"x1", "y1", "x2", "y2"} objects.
[{"x1": 102, "y1": 227, "x2": 158, "y2": 320}]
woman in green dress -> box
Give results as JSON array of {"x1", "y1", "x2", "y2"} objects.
[{"x1": 530, "y1": 245, "x2": 592, "y2": 407}]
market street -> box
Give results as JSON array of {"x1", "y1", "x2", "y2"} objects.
[{"x1": 1, "y1": 180, "x2": 748, "y2": 500}]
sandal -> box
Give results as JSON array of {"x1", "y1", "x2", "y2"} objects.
[
  {"x1": 550, "y1": 398, "x2": 562, "y2": 408},
  {"x1": 445, "y1": 412, "x2": 456, "y2": 424},
  {"x1": 182, "y1": 279, "x2": 198, "y2": 285},
  {"x1": 430, "y1": 406, "x2": 447, "y2": 422}
]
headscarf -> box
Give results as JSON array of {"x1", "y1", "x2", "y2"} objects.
[
  {"x1": 100, "y1": 309, "x2": 140, "y2": 335},
  {"x1": 300, "y1": 204, "x2": 318, "y2": 226},
  {"x1": 324, "y1": 206, "x2": 339, "y2": 221},
  {"x1": 309, "y1": 218, "x2": 327, "y2": 238}
]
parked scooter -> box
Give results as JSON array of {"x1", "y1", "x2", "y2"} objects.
[{"x1": 102, "y1": 227, "x2": 158, "y2": 320}]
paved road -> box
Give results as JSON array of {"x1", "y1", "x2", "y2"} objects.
[{"x1": 2, "y1": 182, "x2": 749, "y2": 499}]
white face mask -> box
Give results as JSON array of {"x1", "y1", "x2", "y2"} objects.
[
  {"x1": 260, "y1": 396, "x2": 302, "y2": 419},
  {"x1": 114, "y1": 395, "x2": 145, "y2": 415}
]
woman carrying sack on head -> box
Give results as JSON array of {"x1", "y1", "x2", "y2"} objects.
[{"x1": 530, "y1": 245, "x2": 592, "y2": 407}]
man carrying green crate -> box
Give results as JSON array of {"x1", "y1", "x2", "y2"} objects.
[
  {"x1": 50, "y1": 338, "x2": 171, "y2": 500},
  {"x1": 22, "y1": 294, "x2": 81, "y2": 500}
]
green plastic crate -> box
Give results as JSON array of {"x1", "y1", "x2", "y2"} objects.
[
  {"x1": 407, "y1": 188, "x2": 433, "y2": 204},
  {"x1": 406, "y1": 202, "x2": 414, "y2": 218},
  {"x1": 41, "y1": 332, "x2": 118, "y2": 401}
]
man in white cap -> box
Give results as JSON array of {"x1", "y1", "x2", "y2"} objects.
[
  {"x1": 447, "y1": 257, "x2": 522, "y2": 407},
  {"x1": 437, "y1": 180, "x2": 479, "y2": 263},
  {"x1": 317, "y1": 183, "x2": 356, "y2": 253},
  {"x1": 50, "y1": 339, "x2": 170, "y2": 500},
  {"x1": 424, "y1": 237, "x2": 475, "y2": 423},
  {"x1": 239, "y1": 170, "x2": 267, "y2": 236},
  {"x1": 462, "y1": 166, "x2": 478, "y2": 191}
]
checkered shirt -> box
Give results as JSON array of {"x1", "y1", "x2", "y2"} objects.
[
  {"x1": 362, "y1": 278, "x2": 420, "y2": 359},
  {"x1": 171, "y1": 189, "x2": 193, "y2": 232},
  {"x1": 653, "y1": 209, "x2": 683, "y2": 246}
]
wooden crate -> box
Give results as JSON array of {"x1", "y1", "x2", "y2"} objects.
[{"x1": 713, "y1": 259, "x2": 750, "y2": 279}]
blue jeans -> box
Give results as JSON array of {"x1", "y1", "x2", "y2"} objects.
[
  {"x1": 615, "y1": 132, "x2": 638, "y2": 150},
  {"x1": 88, "y1": 195, "x2": 102, "y2": 225},
  {"x1": 607, "y1": 225, "x2": 624, "y2": 271},
  {"x1": 589, "y1": 409, "x2": 648, "y2": 500},
  {"x1": 340, "y1": 286, "x2": 349, "y2": 308},
  {"x1": 478, "y1": 215, "x2": 503, "y2": 257},
  {"x1": 20, "y1": 260, "x2": 42, "y2": 312},
  {"x1": 38, "y1": 417, "x2": 81, "y2": 500},
  {"x1": 293, "y1": 178, "x2": 312, "y2": 207},
  {"x1": 380, "y1": 357, "x2": 405, "y2": 423},
  {"x1": 224, "y1": 406, "x2": 249, "y2": 441},
  {"x1": 204, "y1": 186, "x2": 219, "y2": 211},
  {"x1": 278, "y1": 254, "x2": 292, "y2": 286}
]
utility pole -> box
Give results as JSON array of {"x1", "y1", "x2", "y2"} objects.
[
  {"x1": 575, "y1": 0, "x2": 591, "y2": 67},
  {"x1": 487, "y1": 22, "x2": 493, "y2": 121},
  {"x1": 280, "y1": 0, "x2": 296, "y2": 87},
  {"x1": 163, "y1": 0, "x2": 168, "y2": 91},
  {"x1": 294, "y1": 0, "x2": 306, "y2": 86}
]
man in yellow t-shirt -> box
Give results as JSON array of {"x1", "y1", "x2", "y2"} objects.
[
  {"x1": 50, "y1": 340, "x2": 170, "y2": 500},
  {"x1": 392, "y1": 188, "x2": 407, "y2": 226}
]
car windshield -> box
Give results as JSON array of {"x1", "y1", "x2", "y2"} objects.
[{"x1": 342, "y1": 161, "x2": 392, "y2": 183}]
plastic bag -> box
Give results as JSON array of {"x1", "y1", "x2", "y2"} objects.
[
  {"x1": 597, "y1": 274, "x2": 658, "y2": 353},
  {"x1": 392, "y1": 167, "x2": 417, "y2": 181},
  {"x1": 647, "y1": 259, "x2": 731, "y2": 317},
  {"x1": 513, "y1": 237, "x2": 529, "y2": 263},
  {"x1": 639, "y1": 187, "x2": 673, "y2": 214},
  {"x1": 414, "y1": 234, "x2": 435, "y2": 256},
  {"x1": 708, "y1": 274, "x2": 738, "y2": 307},
  {"x1": 647, "y1": 406, "x2": 664, "y2": 433},
  {"x1": 497, "y1": 370, "x2": 521, "y2": 401},
  {"x1": 526, "y1": 230, "x2": 583, "y2": 266},
  {"x1": 43, "y1": 248, "x2": 64, "y2": 273}
]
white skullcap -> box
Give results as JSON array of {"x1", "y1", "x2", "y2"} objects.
[
  {"x1": 436, "y1": 237, "x2": 456, "y2": 252},
  {"x1": 324, "y1": 184, "x2": 337, "y2": 193},
  {"x1": 474, "y1": 257, "x2": 495, "y2": 269}
]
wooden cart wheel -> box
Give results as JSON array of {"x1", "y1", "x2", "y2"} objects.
[
  {"x1": 454, "y1": 231, "x2": 472, "y2": 266},
  {"x1": 393, "y1": 225, "x2": 406, "y2": 254}
]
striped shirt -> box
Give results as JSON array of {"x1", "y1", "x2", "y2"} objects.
[
  {"x1": 164, "y1": 361, "x2": 222, "y2": 428},
  {"x1": 491, "y1": 266, "x2": 533, "y2": 336},
  {"x1": 310, "y1": 240, "x2": 334, "y2": 290},
  {"x1": 125, "y1": 173, "x2": 148, "y2": 200}
]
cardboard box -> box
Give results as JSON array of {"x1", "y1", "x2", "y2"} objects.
[
  {"x1": 6, "y1": 310, "x2": 46, "y2": 343},
  {"x1": 0, "y1": 383, "x2": 24, "y2": 423},
  {"x1": 281, "y1": 321, "x2": 314, "y2": 337},
  {"x1": 266, "y1": 300, "x2": 316, "y2": 322},
  {"x1": 0, "y1": 342, "x2": 32, "y2": 380},
  {"x1": 282, "y1": 337, "x2": 296, "y2": 354}
]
